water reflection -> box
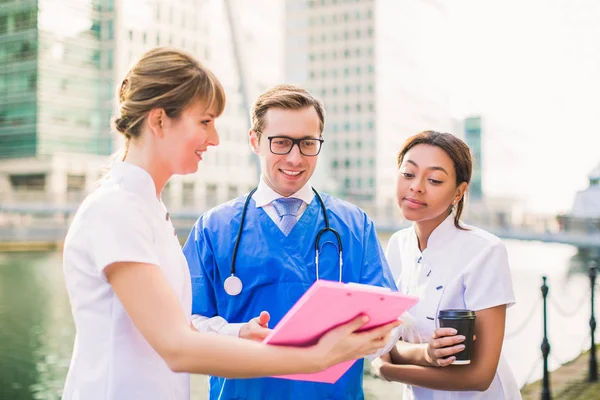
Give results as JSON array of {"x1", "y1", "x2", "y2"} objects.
[
  {"x1": 0, "y1": 241, "x2": 597, "y2": 399},
  {"x1": 0, "y1": 253, "x2": 73, "y2": 400}
]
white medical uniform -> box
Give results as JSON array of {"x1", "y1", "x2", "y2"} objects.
[
  {"x1": 62, "y1": 161, "x2": 191, "y2": 400},
  {"x1": 386, "y1": 214, "x2": 521, "y2": 400}
]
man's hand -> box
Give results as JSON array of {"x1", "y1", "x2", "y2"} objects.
[{"x1": 239, "y1": 311, "x2": 272, "y2": 342}]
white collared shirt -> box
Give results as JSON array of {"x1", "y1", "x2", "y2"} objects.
[
  {"x1": 252, "y1": 175, "x2": 315, "y2": 227},
  {"x1": 62, "y1": 162, "x2": 191, "y2": 400},
  {"x1": 191, "y1": 177, "x2": 314, "y2": 336},
  {"x1": 386, "y1": 213, "x2": 520, "y2": 399}
]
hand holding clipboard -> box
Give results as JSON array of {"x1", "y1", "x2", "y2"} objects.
[{"x1": 263, "y1": 280, "x2": 419, "y2": 383}]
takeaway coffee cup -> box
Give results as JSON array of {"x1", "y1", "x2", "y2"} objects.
[{"x1": 437, "y1": 309, "x2": 476, "y2": 365}]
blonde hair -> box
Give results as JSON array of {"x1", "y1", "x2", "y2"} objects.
[
  {"x1": 250, "y1": 84, "x2": 325, "y2": 140},
  {"x1": 112, "y1": 47, "x2": 226, "y2": 159}
]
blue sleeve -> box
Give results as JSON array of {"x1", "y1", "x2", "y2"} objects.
[
  {"x1": 359, "y1": 216, "x2": 398, "y2": 291},
  {"x1": 182, "y1": 218, "x2": 218, "y2": 317}
]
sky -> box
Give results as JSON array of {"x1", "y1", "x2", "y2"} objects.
[
  {"x1": 218, "y1": 0, "x2": 599, "y2": 215},
  {"x1": 445, "y1": 0, "x2": 600, "y2": 214}
]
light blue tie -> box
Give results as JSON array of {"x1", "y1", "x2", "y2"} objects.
[{"x1": 272, "y1": 197, "x2": 303, "y2": 236}]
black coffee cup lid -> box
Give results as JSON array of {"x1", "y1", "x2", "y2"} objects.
[{"x1": 438, "y1": 309, "x2": 475, "y2": 318}]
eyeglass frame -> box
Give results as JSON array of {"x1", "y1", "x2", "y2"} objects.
[{"x1": 263, "y1": 135, "x2": 325, "y2": 156}]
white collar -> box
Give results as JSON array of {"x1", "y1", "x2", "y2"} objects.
[
  {"x1": 252, "y1": 175, "x2": 315, "y2": 207},
  {"x1": 109, "y1": 161, "x2": 158, "y2": 201},
  {"x1": 408, "y1": 212, "x2": 457, "y2": 260},
  {"x1": 426, "y1": 212, "x2": 458, "y2": 249}
]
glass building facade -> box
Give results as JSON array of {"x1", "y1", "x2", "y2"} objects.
[
  {"x1": 464, "y1": 115, "x2": 483, "y2": 200},
  {"x1": 0, "y1": 0, "x2": 115, "y2": 159}
]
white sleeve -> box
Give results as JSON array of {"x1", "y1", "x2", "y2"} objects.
[
  {"x1": 463, "y1": 241, "x2": 516, "y2": 311},
  {"x1": 191, "y1": 314, "x2": 244, "y2": 337},
  {"x1": 385, "y1": 232, "x2": 403, "y2": 282},
  {"x1": 90, "y1": 195, "x2": 159, "y2": 273},
  {"x1": 365, "y1": 324, "x2": 403, "y2": 362}
]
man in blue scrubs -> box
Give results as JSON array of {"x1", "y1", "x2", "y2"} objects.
[{"x1": 183, "y1": 85, "x2": 397, "y2": 399}]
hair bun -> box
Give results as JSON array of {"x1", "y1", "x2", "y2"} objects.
[{"x1": 112, "y1": 115, "x2": 130, "y2": 137}]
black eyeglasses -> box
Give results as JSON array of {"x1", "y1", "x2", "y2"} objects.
[{"x1": 266, "y1": 135, "x2": 324, "y2": 156}]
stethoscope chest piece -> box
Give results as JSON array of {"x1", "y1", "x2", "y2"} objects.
[{"x1": 224, "y1": 275, "x2": 243, "y2": 296}]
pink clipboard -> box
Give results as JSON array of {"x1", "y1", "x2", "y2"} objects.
[{"x1": 262, "y1": 280, "x2": 419, "y2": 384}]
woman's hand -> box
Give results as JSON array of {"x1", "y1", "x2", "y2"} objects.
[
  {"x1": 425, "y1": 327, "x2": 466, "y2": 367},
  {"x1": 309, "y1": 316, "x2": 401, "y2": 371}
]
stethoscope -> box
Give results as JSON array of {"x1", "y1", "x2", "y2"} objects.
[{"x1": 223, "y1": 187, "x2": 343, "y2": 296}]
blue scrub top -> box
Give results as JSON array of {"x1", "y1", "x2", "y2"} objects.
[{"x1": 183, "y1": 192, "x2": 397, "y2": 400}]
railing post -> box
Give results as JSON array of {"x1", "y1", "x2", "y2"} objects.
[
  {"x1": 541, "y1": 276, "x2": 551, "y2": 400},
  {"x1": 589, "y1": 260, "x2": 597, "y2": 382}
]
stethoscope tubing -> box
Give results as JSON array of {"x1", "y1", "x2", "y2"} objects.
[{"x1": 226, "y1": 187, "x2": 343, "y2": 295}]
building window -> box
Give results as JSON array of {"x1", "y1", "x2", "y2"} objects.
[
  {"x1": 66, "y1": 175, "x2": 86, "y2": 192},
  {"x1": 106, "y1": 20, "x2": 114, "y2": 40},
  {"x1": 14, "y1": 10, "x2": 36, "y2": 32},
  {"x1": 10, "y1": 174, "x2": 46, "y2": 191},
  {"x1": 228, "y1": 185, "x2": 238, "y2": 199},
  {"x1": 206, "y1": 184, "x2": 217, "y2": 208},
  {"x1": 182, "y1": 182, "x2": 195, "y2": 207},
  {"x1": 0, "y1": 15, "x2": 8, "y2": 35}
]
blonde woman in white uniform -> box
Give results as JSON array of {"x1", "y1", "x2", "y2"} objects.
[
  {"x1": 373, "y1": 131, "x2": 521, "y2": 399},
  {"x1": 61, "y1": 47, "x2": 399, "y2": 400}
]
